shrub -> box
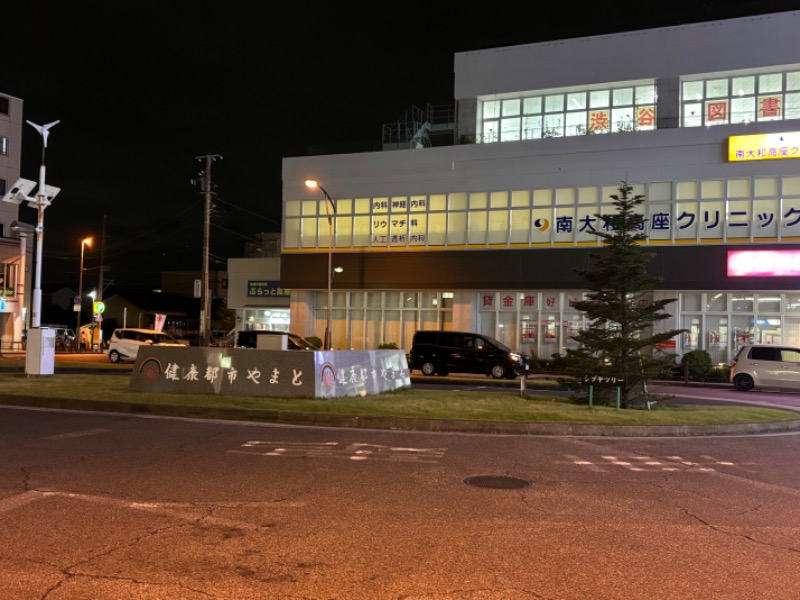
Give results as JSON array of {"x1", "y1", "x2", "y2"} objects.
[
  {"x1": 681, "y1": 350, "x2": 712, "y2": 379},
  {"x1": 378, "y1": 342, "x2": 399, "y2": 349},
  {"x1": 705, "y1": 366, "x2": 730, "y2": 383},
  {"x1": 306, "y1": 336, "x2": 323, "y2": 349}
]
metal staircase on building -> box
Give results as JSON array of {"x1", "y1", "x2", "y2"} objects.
[{"x1": 382, "y1": 104, "x2": 455, "y2": 150}]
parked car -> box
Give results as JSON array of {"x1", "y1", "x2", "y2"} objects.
[
  {"x1": 107, "y1": 328, "x2": 186, "y2": 363},
  {"x1": 730, "y1": 343, "x2": 800, "y2": 391},
  {"x1": 234, "y1": 330, "x2": 319, "y2": 350},
  {"x1": 53, "y1": 327, "x2": 76, "y2": 352},
  {"x1": 211, "y1": 329, "x2": 235, "y2": 347},
  {"x1": 41, "y1": 324, "x2": 76, "y2": 352},
  {"x1": 408, "y1": 330, "x2": 530, "y2": 379}
]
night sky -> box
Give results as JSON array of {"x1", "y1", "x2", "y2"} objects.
[{"x1": 5, "y1": 0, "x2": 798, "y2": 291}]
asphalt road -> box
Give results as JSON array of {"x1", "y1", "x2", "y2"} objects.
[{"x1": 1, "y1": 404, "x2": 799, "y2": 599}]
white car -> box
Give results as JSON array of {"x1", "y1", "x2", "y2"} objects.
[
  {"x1": 730, "y1": 343, "x2": 800, "y2": 391},
  {"x1": 107, "y1": 328, "x2": 185, "y2": 363}
]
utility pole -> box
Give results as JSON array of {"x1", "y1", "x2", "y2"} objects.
[
  {"x1": 194, "y1": 154, "x2": 222, "y2": 346},
  {"x1": 96, "y1": 214, "x2": 106, "y2": 350},
  {"x1": 98, "y1": 214, "x2": 106, "y2": 304}
]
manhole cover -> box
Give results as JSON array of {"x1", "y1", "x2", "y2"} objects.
[{"x1": 463, "y1": 475, "x2": 531, "y2": 489}]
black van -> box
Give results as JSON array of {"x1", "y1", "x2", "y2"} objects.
[
  {"x1": 408, "y1": 330, "x2": 529, "y2": 379},
  {"x1": 235, "y1": 330, "x2": 319, "y2": 350}
]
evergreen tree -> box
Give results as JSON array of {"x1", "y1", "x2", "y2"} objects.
[{"x1": 562, "y1": 182, "x2": 686, "y2": 407}]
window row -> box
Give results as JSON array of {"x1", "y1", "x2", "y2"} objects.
[
  {"x1": 478, "y1": 65, "x2": 800, "y2": 143},
  {"x1": 285, "y1": 176, "x2": 800, "y2": 251},
  {"x1": 682, "y1": 67, "x2": 800, "y2": 127},
  {"x1": 480, "y1": 82, "x2": 656, "y2": 142},
  {"x1": 313, "y1": 291, "x2": 454, "y2": 350},
  {"x1": 474, "y1": 290, "x2": 800, "y2": 365},
  {"x1": 682, "y1": 292, "x2": 800, "y2": 314}
]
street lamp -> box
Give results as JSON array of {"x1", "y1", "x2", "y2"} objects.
[
  {"x1": 76, "y1": 237, "x2": 92, "y2": 352},
  {"x1": 305, "y1": 179, "x2": 336, "y2": 350},
  {"x1": 1, "y1": 121, "x2": 61, "y2": 375},
  {"x1": 26, "y1": 120, "x2": 60, "y2": 329}
]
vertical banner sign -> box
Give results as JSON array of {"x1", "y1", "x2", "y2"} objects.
[{"x1": 154, "y1": 313, "x2": 166, "y2": 332}]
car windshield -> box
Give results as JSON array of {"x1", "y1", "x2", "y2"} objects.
[
  {"x1": 485, "y1": 336, "x2": 511, "y2": 352},
  {"x1": 153, "y1": 333, "x2": 178, "y2": 344}
]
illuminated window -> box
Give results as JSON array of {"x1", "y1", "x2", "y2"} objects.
[
  {"x1": 682, "y1": 66, "x2": 800, "y2": 127},
  {"x1": 479, "y1": 81, "x2": 656, "y2": 143}
]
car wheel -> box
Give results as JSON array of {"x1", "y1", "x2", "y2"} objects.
[
  {"x1": 421, "y1": 361, "x2": 437, "y2": 376},
  {"x1": 490, "y1": 364, "x2": 507, "y2": 379},
  {"x1": 733, "y1": 374, "x2": 754, "y2": 391},
  {"x1": 109, "y1": 350, "x2": 121, "y2": 364}
]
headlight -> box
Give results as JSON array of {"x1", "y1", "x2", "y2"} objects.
[{"x1": 510, "y1": 353, "x2": 521, "y2": 362}]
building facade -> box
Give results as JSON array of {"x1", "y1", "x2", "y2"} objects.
[
  {"x1": 226, "y1": 257, "x2": 292, "y2": 334},
  {"x1": 281, "y1": 11, "x2": 800, "y2": 364},
  {"x1": 0, "y1": 93, "x2": 29, "y2": 350}
]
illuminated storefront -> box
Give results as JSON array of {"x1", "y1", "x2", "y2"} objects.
[{"x1": 280, "y1": 11, "x2": 800, "y2": 364}]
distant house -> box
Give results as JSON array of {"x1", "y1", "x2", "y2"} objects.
[
  {"x1": 45, "y1": 286, "x2": 78, "y2": 312},
  {"x1": 100, "y1": 287, "x2": 200, "y2": 341}
]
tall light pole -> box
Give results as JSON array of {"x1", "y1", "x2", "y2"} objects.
[
  {"x1": 305, "y1": 179, "x2": 336, "y2": 350},
  {"x1": 26, "y1": 119, "x2": 60, "y2": 329},
  {"x1": 76, "y1": 237, "x2": 92, "y2": 352},
  {"x1": 1, "y1": 121, "x2": 62, "y2": 375}
]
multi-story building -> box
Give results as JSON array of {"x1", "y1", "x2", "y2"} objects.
[
  {"x1": 281, "y1": 10, "x2": 800, "y2": 365},
  {"x1": 0, "y1": 92, "x2": 29, "y2": 350}
]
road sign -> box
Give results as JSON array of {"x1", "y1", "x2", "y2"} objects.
[
  {"x1": 74, "y1": 296, "x2": 81, "y2": 305},
  {"x1": 93, "y1": 301, "x2": 105, "y2": 314}
]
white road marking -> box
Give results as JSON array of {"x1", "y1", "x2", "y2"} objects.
[
  {"x1": 0, "y1": 489, "x2": 306, "y2": 525},
  {"x1": 231, "y1": 441, "x2": 447, "y2": 463},
  {"x1": 566, "y1": 453, "x2": 755, "y2": 474},
  {"x1": 0, "y1": 491, "x2": 45, "y2": 514},
  {"x1": 44, "y1": 428, "x2": 111, "y2": 440}
]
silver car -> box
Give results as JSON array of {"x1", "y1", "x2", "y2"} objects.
[
  {"x1": 730, "y1": 343, "x2": 800, "y2": 391},
  {"x1": 107, "y1": 328, "x2": 186, "y2": 363}
]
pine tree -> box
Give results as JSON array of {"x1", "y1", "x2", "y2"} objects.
[{"x1": 563, "y1": 182, "x2": 686, "y2": 407}]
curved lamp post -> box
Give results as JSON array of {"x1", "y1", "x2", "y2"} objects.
[
  {"x1": 76, "y1": 237, "x2": 92, "y2": 352},
  {"x1": 304, "y1": 179, "x2": 336, "y2": 350}
]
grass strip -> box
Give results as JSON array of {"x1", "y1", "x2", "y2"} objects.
[{"x1": 0, "y1": 373, "x2": 797, "y2": 426}]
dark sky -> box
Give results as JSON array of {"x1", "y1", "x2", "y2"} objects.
[{"x1": 5, "y1": 0, "x2": 799, "y2": 291}]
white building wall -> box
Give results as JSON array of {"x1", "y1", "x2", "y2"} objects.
[
  {"x1": 285, "y1": 119, "x2": 795, "y2": 211},
  {"x1": 0, "y1": 94, "x2": 23, "y2": 232},
  {"x1": 452, "y1": 292, "x2": 476, "y2": 332},
  {"x1": 453, "y1": 11, "x2": 800, "y2": 100},
  {"x1": 289, "y1": 291, "x2": 317, "y2": 341}
]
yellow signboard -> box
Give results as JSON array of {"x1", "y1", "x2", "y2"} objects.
[{"x1": 728, "y1": 131, "x2": 800, "y2": 162}]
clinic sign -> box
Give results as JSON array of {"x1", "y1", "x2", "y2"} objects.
[{"x1": 728, "y1": 131, "x2": 800, "y2": 162}]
